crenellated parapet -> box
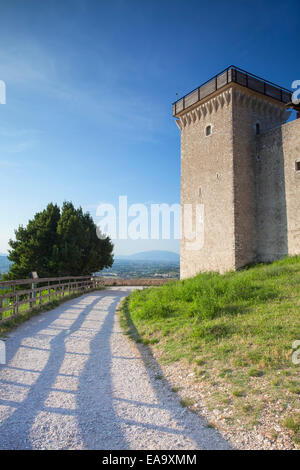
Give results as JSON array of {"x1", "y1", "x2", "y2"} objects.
[
  {"x1": 175, "y1": 85, "x2": 291, "y2": 131},
  {"x1": 232, "y1": 88, "x2": 291, "y2": 123},
  {"x1": 175, "y1": 89, "x2": 232, "y2": 130}
]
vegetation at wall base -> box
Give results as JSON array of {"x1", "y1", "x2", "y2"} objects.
[{"x1": 119, "y1": 255, "x2": 300, "y2": 447}]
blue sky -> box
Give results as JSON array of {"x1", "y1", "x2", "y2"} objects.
[{"x1": 0, "y1": 0, "x2": 299, "y2": 255}]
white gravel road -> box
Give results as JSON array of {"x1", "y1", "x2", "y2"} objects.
[{"x1": 0, "y1": 287, "x2": 231, "y2": 450}]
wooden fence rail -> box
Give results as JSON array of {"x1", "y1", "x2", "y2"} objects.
[
  {"x1": 0, "y1": 275, "x2": 174, "y2": 324},
  {"x1": 0, "y1": 275, "x2": 104, "y2": 323}
]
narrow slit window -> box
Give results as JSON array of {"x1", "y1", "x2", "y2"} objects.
[
  {"x1": 206, "y1": 125, "x2": 212, "y2": 136},
  {"x1": 295, "y1": 161, "x2": 300, "y2": 172},
  {"x1": 255, "y1": 123, "x2": 260, "y2": 135}
]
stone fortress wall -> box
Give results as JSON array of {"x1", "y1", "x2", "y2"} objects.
[{"x1": 175, "y1": 68, "x2": 300, "y2": 278}]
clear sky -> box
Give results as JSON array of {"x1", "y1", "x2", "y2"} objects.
[{"x1": 0, "y1": 0, "x2": 299, "y2": 255}]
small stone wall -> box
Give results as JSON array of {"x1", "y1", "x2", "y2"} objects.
[{"x1": 94, "y1": 277, "x2": 177, "y2": 287}]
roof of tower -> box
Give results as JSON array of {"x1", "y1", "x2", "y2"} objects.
[{"x1": 172, "y1": 66, "x2": 293, "y2": 117}]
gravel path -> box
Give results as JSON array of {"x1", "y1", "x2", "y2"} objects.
[{"x1": 0, "y1": 288, "x2": 231, "y2": 450}]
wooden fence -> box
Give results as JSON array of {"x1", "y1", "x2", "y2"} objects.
[
  {"x1": 0, "y1": 275, "x2": 104, "y2": 323},
  {"x1": 0, "y1": 275, "x2": 176, "y2": 323}
]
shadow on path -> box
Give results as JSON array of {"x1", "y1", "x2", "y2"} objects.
[
  {"x1": 76, "y1": 293, "x2": 129, "y2": 449},
  {"x1": 0, "y1": 288, "x2": 232, "y2": 450},
  {"x1": 119, "y1": 297, "x2": 232, "y2": 450},
  {"x1": 0, "y1": 291, "x2": 129, "y2": 449}
]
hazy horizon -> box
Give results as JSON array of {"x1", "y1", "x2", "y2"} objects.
[{"x1": 0, "y1": 0, "x2": 299, "y2": 255}]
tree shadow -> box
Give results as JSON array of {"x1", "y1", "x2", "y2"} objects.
[
  {"x1": 0, "y1": 292, "x2": 129, "y2": 449},
  {"x1": 119, "y1": 297, "x2": 232, "y2": 449},
  {"x1": 76, "y1": 292, "x2": 130, "y2": 449},
  {"x1": 0, "y1": 288, "x2": 232, "y2": 450}
]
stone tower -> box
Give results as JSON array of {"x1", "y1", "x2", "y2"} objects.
[{"x1": 173, "y1": 66, "x2": 300, "y2": 278}]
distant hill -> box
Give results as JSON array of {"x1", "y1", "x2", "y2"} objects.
[
  {"x1": 0, "y1": 255, "x2": 11, "y2": 274},
  {"x1": 116, "y1": 250, "x2": 179, "y2": 262}
]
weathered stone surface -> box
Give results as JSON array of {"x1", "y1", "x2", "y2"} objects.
[{"x1": 176, "y1": 81, "x2": 300, "y2": 278}]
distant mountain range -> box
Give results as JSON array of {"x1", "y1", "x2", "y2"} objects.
[
  {"x1": 116, "y1": 250, "x2": 180, "y2": 262},
  {"x1": 0, "y1": 255, "x2": 11, "y2": 274},
  {"x1": 0, "y1": 251, "x2": 180, "y2": 277}
]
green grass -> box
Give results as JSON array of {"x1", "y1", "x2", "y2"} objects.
[
  {"x1": 180, "y1": 397, "x2": 195, "y2": 408},
  {"x1": 154, "y1": 374, "x2": 163, "y2": 380},
  {"x1": 248, "y1": 368, "x2": 264, "y2": 377},
  {"x1": 232, "y1": 388, "x2": 246, "y2": 397},
  {"x1": 206, "y1": 422, "x2": 216, "y2": 429},
  {"x1": 282, "y1": 415, "x2": 300, "y2": 444},
  {"x1": 119, "y1": 255, "x2": 300, "y2": 445}
]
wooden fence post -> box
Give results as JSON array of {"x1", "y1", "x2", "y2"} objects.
[
  {"x1": 13, "y1": 284, "x2": 16, "y2": 315},
  {"x1": 0, "y1": 275, "x2": 97, "y2": 324},
  {"x1": 30, "y1": 282, "x2": 35, "y2": 309}
]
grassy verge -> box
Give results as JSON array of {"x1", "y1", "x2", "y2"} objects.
[
  {"x1": 119, "y1": 256, "x2": 300, "y2": 447},
  {"x1": 0, "y1": 287, "x2": 105, "y2": 337}
]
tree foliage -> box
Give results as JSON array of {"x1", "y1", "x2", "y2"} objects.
[{"x1": 5, "y1": 202, "x2": 113, "y2": 279}]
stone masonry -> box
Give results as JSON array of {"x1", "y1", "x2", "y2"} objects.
[{"x1": 174, "y1": 68, "x2": 300, "y2": 278}]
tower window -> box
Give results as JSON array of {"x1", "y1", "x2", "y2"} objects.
[
  {"x1": 206, "y1": 125, "x2": 212, "y2": 136},
  {"x1": 255, "y1": 123, "x2": 260, "y2": 135},
  {"x1": 295, "y1": 161, "x2": 300, "y2": 172}
]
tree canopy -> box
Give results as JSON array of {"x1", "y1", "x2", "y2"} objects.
[{"x1": 5, "y1": 202, "x2": 113, "y2": 279}]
